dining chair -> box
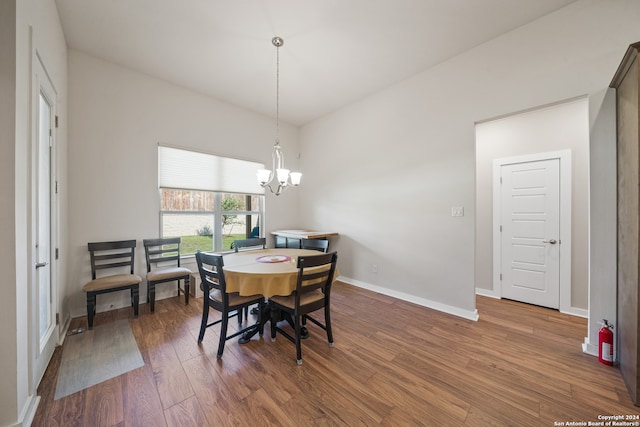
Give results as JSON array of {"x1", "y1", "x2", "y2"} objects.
[
  {"x1": 195, "y1": 251, "x2": 264, "y2": 359},
  {"x1": 82, "y1": 240, "x2": 142, "y2": 329},
  {"x1": 233, "y1": 237, "x2": 267, "y2": 252},
  {"x1": 301, "y1": 238, "x2": 329, "y2": 253},
  {"x1": 233, "y1": 237, "x2": 267, "y2": 318},
  {"x1": 270, "y1": 251, "x2": 338, "y2": 365},
  {"x1": 143, "y1": 237, "x2": 191, "y2": 313}
]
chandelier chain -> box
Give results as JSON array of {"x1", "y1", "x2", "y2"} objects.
[
  {"x1": 275, "y1": 39, "x2": 280, "y2": 144},
  {"x1": 257, "y1": 36, "x2": 301, "y2": 195}
]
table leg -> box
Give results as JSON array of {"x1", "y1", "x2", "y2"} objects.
[
  {"x1": 238, "y1": 326, "x2": 260, "y2": 344},
  {"x1": 280, "y1": 311, "x2": 309, "y2": 339},
  {"x1": 238, "y1": 300, "x2": 270, "y2": 344},
  {"x1": 238, "y1": 302, "x2": 309, "y2": 344}
]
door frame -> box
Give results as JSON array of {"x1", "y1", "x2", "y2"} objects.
[
  {"x1": 30, "y1": 50, "x2": 59, "y2": 390},
  {"x1": 492, "y1": 150, "x2": 572, "y2": 312}
]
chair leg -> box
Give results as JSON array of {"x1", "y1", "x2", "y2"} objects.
[
  {"x1": 294, "y1": 313, "x2": 303, "y2": 365},
  {"x1": 184, "y1": 276, "x2": 190, "y2": 305},
  {"x1": 217, "y1": 313, "x2": 229, "y2": 359},
  {"x1": 132, "y1": 285, "x2": 139, "y2": 317},
  {"x1": 148, "y1": 283, "x2": 156, "y2": 313},
  {"x1": 325, "y1": 305, "x2": 334, "y2": 346},
  {"x1": 198, "y1": 299, "x2": 209, "y2": 343},
  {"x1": 86, "y1": 292, "x2": 96, "y2": 329},
  {"x1": 258, "y1": 300, "x2": 264, "y2": 336},
  {"x1": 270, "y1": 308, "x2": 278, "y2": 339}
]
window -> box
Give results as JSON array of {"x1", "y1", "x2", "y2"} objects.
[{"x1": 158, "y1": 146, "x2": 265, "y2": 255}]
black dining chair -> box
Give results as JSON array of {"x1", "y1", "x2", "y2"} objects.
[
  {"x1": 233, "y1": 237, "x2": 267, "y2": 318},
  {"x1": 143, "y1": 237, "x2": 191, "y2": 313},
  {"x1": 233, "y1": 238, "x2": 267, "y2": 252},
  {"x1": 82, "y1": 240, "x2": 142, "y2": 329},
  {"x1": 196, "y1": 251, "x2": 264, "y2": 359},
  {"x1": 301, "y1": 238, "x2": 329, "y2": 253},
  {"x1": 270, "y1": 251, "x2": 338, "y2": 365}
]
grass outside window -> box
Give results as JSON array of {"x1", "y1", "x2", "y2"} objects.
[{"x1": 180, "y1": 234, "x2": 246, "y2": 255}]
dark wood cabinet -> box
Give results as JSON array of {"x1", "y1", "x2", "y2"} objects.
[{"x1": 611, "y1": 41, "x2": 640, "y2": 406}]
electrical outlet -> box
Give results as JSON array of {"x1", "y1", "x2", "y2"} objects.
[
  {"x1": 451, "y1": 206, "x2": 464, "y2": 217},
  {"x1": 372, "y1": 263, "x2": 378, "y2": 273}
]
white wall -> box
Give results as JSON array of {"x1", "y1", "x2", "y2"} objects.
[
  {"x1": 475, "y1": 97, "x2": 589, "y2": 316},
  {"x1": 299, "y1": 0, "x2": 640, "y2": 319},
  {"x1": 66, "y1": 50, "x2": 300, "y2": 317},
  {"x1": 585, "y1": 88, "x2": 617, "y2": 356},
  {"x1": 0, "y1": 1, "x2": 18, "y2": 423}
]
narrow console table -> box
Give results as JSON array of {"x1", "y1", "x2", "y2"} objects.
[{"x1": 271, "y1": 230, "x2": 339, "y2": 249}]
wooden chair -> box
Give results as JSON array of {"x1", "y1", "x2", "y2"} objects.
[
  {"x1": 233, "y1": 237, "x2": 267, "y2": 252},
  {"x1": 301, "y1": 238, "x2": 329, "y2": 253},
  {"x1": 143, "y1": 237, "x2": 191, "y2": 313},
  {"x1": 270, "y1": 251, "x2": 338, "y2": 365},
  {"x1": 82, "y1": 240, "x2": 142, "y2": 329},
  {"x1": 233, "y1": 237, "x2": 267, "y2": 318},
  {"x1": 196, "y1": 251, "x2": 264, "y2": 359}
]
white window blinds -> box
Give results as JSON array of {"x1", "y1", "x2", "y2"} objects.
[{"x1": 158, "y1": 145, "x2": 265, "y2": 194}]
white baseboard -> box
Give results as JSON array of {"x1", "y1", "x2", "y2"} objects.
[
  {"x1": 70, "y1": 285, "x2": 193, "y2": 319},
  {"x1": 475, "y1": 287, "x2": 588, "y2": 319},
  {"x1": 475, "y1": 287, "x2": 500, "y2": 299},
  {"x1": 338, "y1": 276, "x2": 479, "y2": 321},
  {"x1": 58, "y1": 312, "x2": 72, "y2": 344},
  {"x1": 561, "y1": 306, "x2": 588, "y2": 319},
  {"x1": 582, "y1": 337, "x2": 598, "y2": 357},
  {"x1": 17, "y1": 394, "x2": 40, "y2": 427}
]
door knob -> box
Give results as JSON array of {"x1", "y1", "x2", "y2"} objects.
[
  {"x1": 542, "y1": 239, "x2": 557, "y2": 244},
  {"x1": 35, "y1": 261, "x2": 49, "y2": 269}
]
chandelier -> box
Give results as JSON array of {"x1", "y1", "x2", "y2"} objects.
[{"x1": 257, "y1": 36, "x2": 301, "y2": 196}]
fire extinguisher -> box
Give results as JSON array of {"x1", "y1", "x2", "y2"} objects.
[{"x1": 598, "y1": 319, "x2": 614, "y2": 366}]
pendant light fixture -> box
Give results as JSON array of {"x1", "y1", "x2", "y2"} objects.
[{"x1": 257, "y1": 36, "x2": 302, "y2": 196}]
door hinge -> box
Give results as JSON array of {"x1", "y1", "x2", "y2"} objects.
[
  {"x1": 55, "y1": 115, "x2": 59, "y2": 128},
  {"x1": 500, "y1": 176, "x2": 503, "y2": 184},
  {"x1": 55, "y1": 248, "x2": 59, "y2": 260},
  {"x1": 500, "y1": 273, "x2": 502, "y2": 281},
  {"x1": 56, "y1": 313, "x2": 59, "y2": 325},
  {"x1": 55, "y1": 181, "x2": 59, "y2": 194},
  {"x1": 500, "y1": 225, "x2": 502, "y2": 232}
]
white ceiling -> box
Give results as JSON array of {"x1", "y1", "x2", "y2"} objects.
[{"x1": 55, "y1": 0, "x2": 578, "y2": 126}]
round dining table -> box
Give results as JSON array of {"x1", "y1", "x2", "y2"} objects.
[
  {"x1": 221, "y1": 248, "x2": 337, "y2": 344},
  {"x1": 222, "y1": 248, "x2": 329, "y2": 297}
]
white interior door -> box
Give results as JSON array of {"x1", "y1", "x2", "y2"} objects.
[
  {"x1": 500, "y1": 158, "x2": 560, "y2": 309},
  {"x1": 33, "y1": 56, "x2": 58, "y2": 387}
]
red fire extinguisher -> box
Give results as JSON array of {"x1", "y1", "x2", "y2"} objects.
[{"x1": 598, "y1": 319, "x2": 614, "y2": 366}]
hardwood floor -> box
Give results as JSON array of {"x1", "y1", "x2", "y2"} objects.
[{"x1": 33, "y1": 281, "x2": 639, "y2": 426}]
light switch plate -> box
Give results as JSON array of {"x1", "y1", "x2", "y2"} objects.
[{"x1": 451, "y1": 206, "x2": 464, "y2": 217}]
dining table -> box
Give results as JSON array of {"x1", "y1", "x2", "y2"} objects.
[{"x1": 221, "y1": 248, "x2": 338, "y2": 343}]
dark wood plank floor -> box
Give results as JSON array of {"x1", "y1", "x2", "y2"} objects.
[{"x1": 33, "y1": 281, "x2": 639, "y2": 426}]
